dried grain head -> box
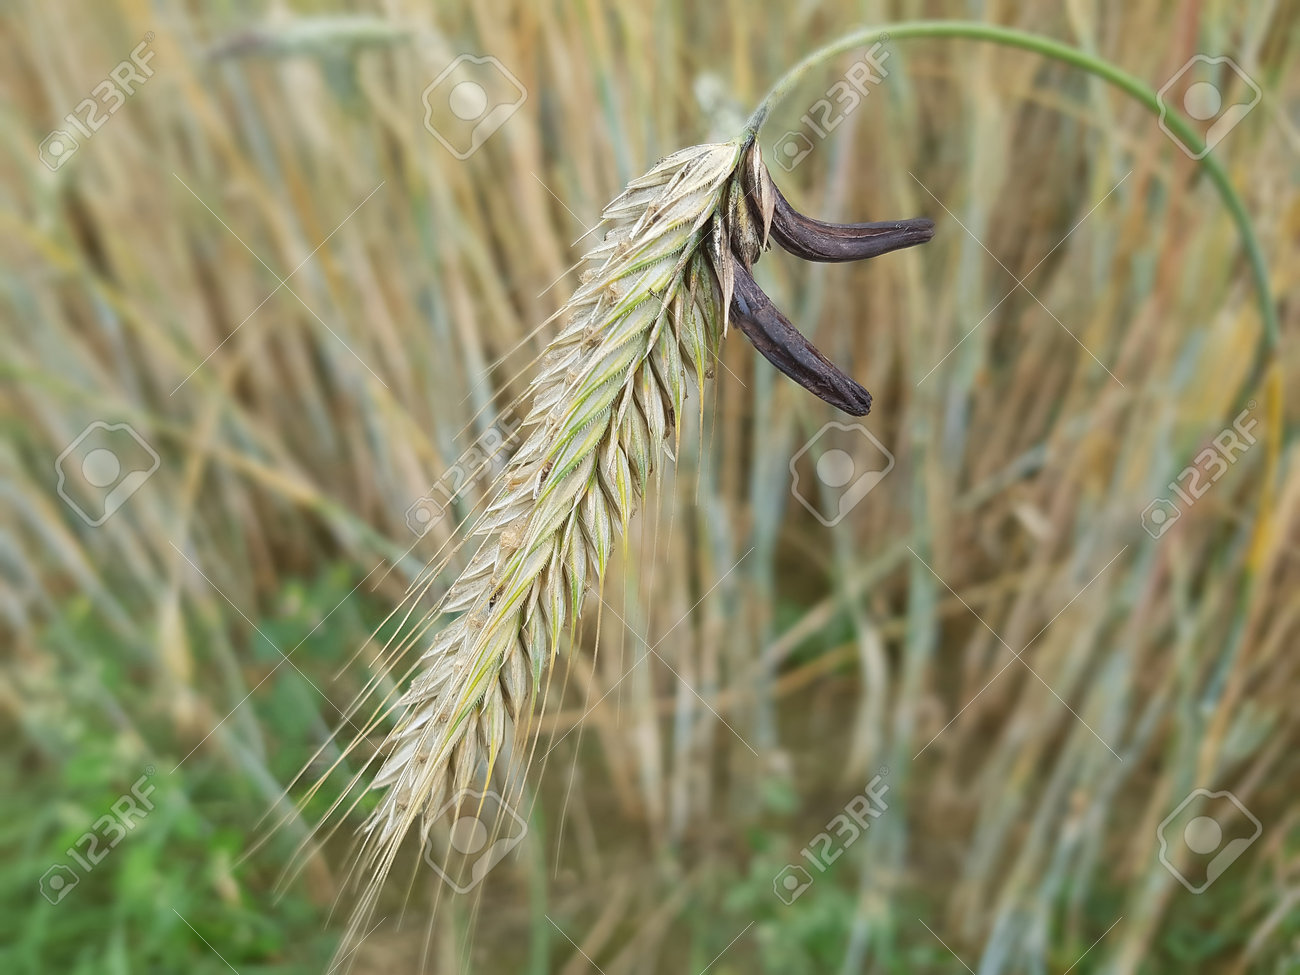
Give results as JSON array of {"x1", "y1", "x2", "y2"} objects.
[
  {"x1": 315, "y1": 136, "x2": 932, "y2": 952},
  {"x1": 326, "y1": 139, "x2": 750, "y2": 937}
]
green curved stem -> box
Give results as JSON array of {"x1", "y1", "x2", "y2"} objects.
[{"x1": 745, "y1": 20, "x2": 1279, "y2": 361}]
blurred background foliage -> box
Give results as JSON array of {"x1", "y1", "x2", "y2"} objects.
[{"x1": 2, "y1": 0, "x2": 1299, "y2": 972}]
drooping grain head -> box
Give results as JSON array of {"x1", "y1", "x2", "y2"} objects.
[
  {"x1": 306, "y1": 132, "x2": 940, "y2": 955},
  {"x1": 331, "y1": 139, "x2": 764, "y2": 939}
]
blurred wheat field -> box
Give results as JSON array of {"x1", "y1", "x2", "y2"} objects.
[{"x1": 2, "y1": 1, "x2": 1298, "y2": 973}]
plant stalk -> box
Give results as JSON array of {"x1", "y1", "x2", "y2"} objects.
[{"x1": 743, "y1": 20, "x2": 1278, "y2": 363}]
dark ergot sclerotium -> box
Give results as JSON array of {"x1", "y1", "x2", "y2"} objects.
[{"x1": 722, "y1": 137, "x2": 933, "y2": 416}]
